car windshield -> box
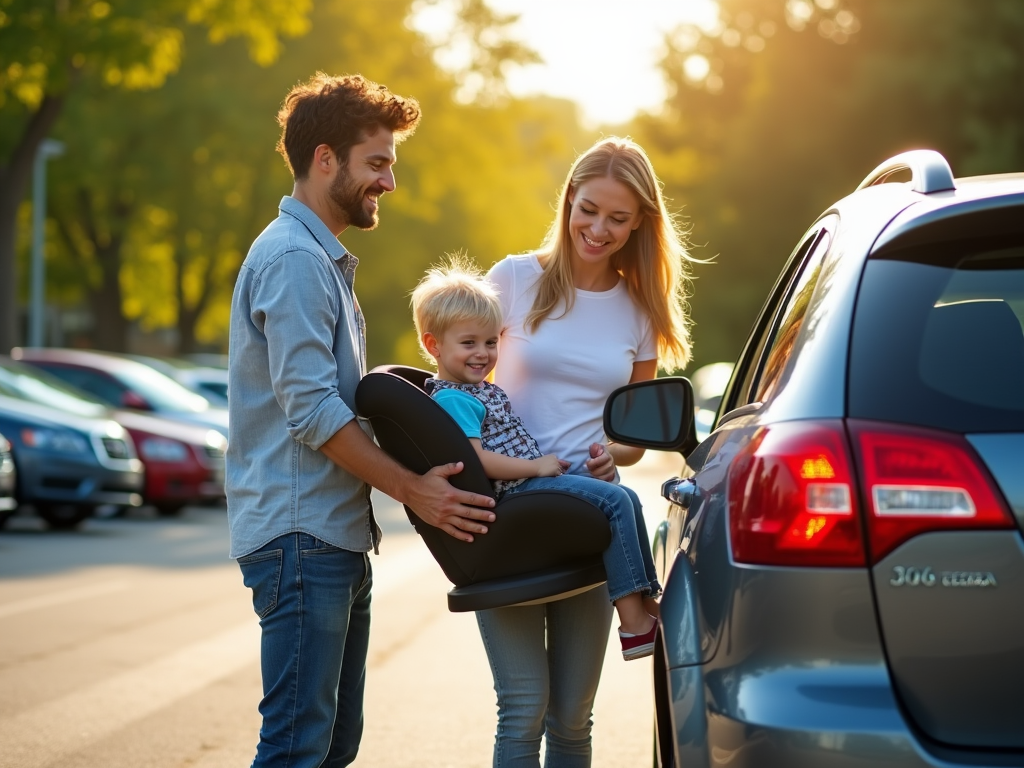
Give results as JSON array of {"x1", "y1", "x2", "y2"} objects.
[
  {"x1": 112, "y1": 362, "x2": 212, "y2": 413},
  {"x1": 0, "y1": 360, "x2": 111, "y2": 418},
  {"x1": 849, "y1": 240, "x2": 1024, "y2": 431}
]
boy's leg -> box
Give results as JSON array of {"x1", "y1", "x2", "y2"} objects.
[
  {"x1": 507, "y1": 475, "x2": 659, "y2": 604},
  {"x1": 619, "y1": 484, "x2": 662, "y2": 597}
]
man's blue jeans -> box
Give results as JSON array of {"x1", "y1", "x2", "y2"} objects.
[{"x1": 238, "y1": 532, "x2": 372, "y2": 768}]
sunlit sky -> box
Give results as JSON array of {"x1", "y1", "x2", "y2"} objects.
[{"x1": 412, "y1": 0, "x2": 720, "y2": 126}]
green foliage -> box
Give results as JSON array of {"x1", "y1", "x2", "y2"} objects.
[
  {"x1": 18, "y1": 0, "x2": 1022, "y2": 372},
  {"x1": 0, "y1": 0, "x2": 312, "y2": 352},
  {"x1": 416, "y1": 0, "x2": 541, "y2": 105},
  {"x1": 29, "y1": 0, "x2": 594, "y2": 358},
  {"x1": 0, "y1": 0, "x2": 309, "y2": 132},
  {"x1": 631, "y1": 0, "x2": 1024, "y2": 371}
]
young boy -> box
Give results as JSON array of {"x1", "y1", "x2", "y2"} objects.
[{"x1": 410, "y1": 256, "x2": 661, "y2": 660}]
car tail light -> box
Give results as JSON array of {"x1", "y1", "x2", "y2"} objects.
[
  {"x1": 728, "y1": 421, "x2": 866, "y2": 567},
  {"x1": 848, "y1": 421, "x2": 1015, "y2": 561}
]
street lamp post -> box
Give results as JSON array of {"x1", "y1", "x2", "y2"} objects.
[{"x1": 29, "y1": 138, "x2": 66, "y2": 348}]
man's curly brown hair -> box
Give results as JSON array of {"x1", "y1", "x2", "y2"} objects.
[{"x1": 276, "y1": 72, "x2": 421, "y2": 180}]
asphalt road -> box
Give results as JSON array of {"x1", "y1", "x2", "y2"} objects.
[{"x1": 0, "y1": 452, "x2": 681, "y2": 768}]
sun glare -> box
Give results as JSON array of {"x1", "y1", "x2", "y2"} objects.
[{"x1": 411, "y1": 0, "x2": 720, "y2": 126}]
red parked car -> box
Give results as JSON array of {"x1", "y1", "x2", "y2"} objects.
[{"x1": 0, "y1": 357, "x2": 225, "y2": 516}]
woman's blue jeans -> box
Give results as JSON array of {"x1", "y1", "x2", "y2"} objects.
[
  {"x1": 503, "y1": 476, "x2": 660, "y2": 603},
  {"x1": 238, "y1": 532, "x2": 372, "y2": 768},
  {"x1": 476, "y1": 477, "x2": 660, "y2": 767},
  {"x1": 476, "y1": 586, "x2": 614, "y2": 768}
]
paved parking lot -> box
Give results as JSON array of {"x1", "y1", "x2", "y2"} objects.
[{"x1": 0, "y1": 452, "x2": 679, "y2": 767}]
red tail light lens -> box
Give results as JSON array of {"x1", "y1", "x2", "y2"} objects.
[
  {"x1": 848, "y1": 421, "x2": 1014, "y2": 561},
  {"x1": 728, "y1": 421, "x2": 866, "y2": 567}
]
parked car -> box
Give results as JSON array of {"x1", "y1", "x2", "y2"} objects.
[
  {"x1": 0, "y1": 394, "x2": 144, "y2": 529},
  {"x1": 124, "y1": 354, "x2": 229, "y2": 407},
  {"x1": 11, "y1": 348, "x2": 229, "y2": 438},
  {"x1": 181, "y1": 353, "x2": 228, "y2": 370},
  {"x1": 604, "y1": 150, "x2": 1024, "y2": 767},
  {"x1": 0, "y1": 431, "x2": 16, "y2": 527},
  {"x1": 0, "y1": 358, "x2": 225, "y2": 516}
]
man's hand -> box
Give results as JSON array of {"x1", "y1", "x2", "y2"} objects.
[
  {"x1": 585, "y1": 442, "x2": 616, "y2": 482},
  {"x1": 404, "y1": 462, "x2": 496, "y2": 543}
]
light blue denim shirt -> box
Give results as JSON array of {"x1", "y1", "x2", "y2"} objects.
[{"x1": 226, "y1": 196, "x2": 379, "y2": 559}]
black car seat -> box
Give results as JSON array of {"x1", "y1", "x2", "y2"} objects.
[{"x1": 354, "y1": 365, "x2": 611, "y2": 612}]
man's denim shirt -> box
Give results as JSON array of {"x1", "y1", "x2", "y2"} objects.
[{"x1": 226, "y1": 196, "x2": 379, "y2": 559}]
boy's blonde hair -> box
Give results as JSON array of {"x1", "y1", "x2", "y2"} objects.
[{"x1": 411, "y1": 253, "x2": 503, "y2": 361}]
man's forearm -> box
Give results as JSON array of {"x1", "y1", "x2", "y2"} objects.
[
  {"x1": 318, "y1": 419, "x2": 418, "y2": 504},
  {"x1": 319, "y1": 418, "x2": 496, "y2": 541}
]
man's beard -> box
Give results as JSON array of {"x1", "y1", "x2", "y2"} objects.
[{"x1": 329, "y1": 168, "x2": 382, "y2": 230}]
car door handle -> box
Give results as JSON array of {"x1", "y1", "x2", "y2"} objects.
[{"x1": 662, "y1": 477, "x2": 696, "y2": 509}]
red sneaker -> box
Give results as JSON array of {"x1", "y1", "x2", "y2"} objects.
[{"x1": 619, "y1": 618, "x2": 658, "y2": 661}]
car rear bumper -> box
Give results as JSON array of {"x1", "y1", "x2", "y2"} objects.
[
  {"x1": 144, "y1": 468, "x2": 223, "y2": 505},
  {"x1": 663, "y1": 662, "x2": 1022, "y2": 767}
]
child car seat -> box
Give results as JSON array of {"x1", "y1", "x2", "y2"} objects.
[{"x1": 355, "y1": 365, "x2": 611, "y2": 612}]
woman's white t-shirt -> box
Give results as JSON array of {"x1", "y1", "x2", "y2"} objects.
[{"x1": 487, "y1": 254, "x2": 657, "y2": 474}]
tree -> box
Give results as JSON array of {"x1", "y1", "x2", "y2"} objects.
[
  {"x1": 31, "y1": 0, "x2": 591, "y2": 359},
  {"x1": 632, "y1": 0, "x2": 1024, "y2": 370},
  {"x1": 0, "y1": 0, "x2": 311, "y2": 352},
  {"x1": 44, "y1": 26, "x2": 294, "y2": 351}
]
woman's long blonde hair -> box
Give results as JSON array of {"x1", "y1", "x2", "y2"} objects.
[{"x1": 527, "y1": 137, "x2": 695, "y2": 373}]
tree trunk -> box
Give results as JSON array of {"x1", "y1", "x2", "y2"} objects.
[
  {"x1": 87, "y1": 236, "x2": 129, "y2": 351},
  {"x1": 78, "y1": 188, "x2": 131, "y2": 351},
  {"x1": 0, "y1": 94, "x2": 67, "y2": 352},
  {"x1": 173, "y1": 223, "x2": 215, "y2": 355},
  {"x1": 177, "y1": 303, "x2": 200, "y2": 354}
]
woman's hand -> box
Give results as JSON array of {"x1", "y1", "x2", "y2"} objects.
[
  {"x1": 585, "y1": 442, "x2": 616, "y2": 482},
  {"x1": 535, "y1": 454, "x2": 571, "y2": 477}
]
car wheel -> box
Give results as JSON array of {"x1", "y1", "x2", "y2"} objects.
[
  {"x1": 155, "y1": 503, "x2": 186, "y2": 517},
  {"x1": 0, "y1": 511, "x2": 12, "y2": 529},
  {"x1": 36, "y1": 503, "x2": 93, "y2": 530}
]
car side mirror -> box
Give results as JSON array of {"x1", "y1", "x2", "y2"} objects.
[{"x1": 603, "y1": 377, "x2": 699, "y2": 457}]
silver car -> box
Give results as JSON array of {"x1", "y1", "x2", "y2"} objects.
[{"x1": 605, "y1": 150, "x2": 1024, "y2": 767}]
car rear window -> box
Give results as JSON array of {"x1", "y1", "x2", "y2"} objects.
[{"x1": 849, "y1": 239, "x2": 1024, "y2": 432}]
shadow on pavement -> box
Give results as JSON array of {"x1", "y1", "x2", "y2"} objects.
[{"x1": 0, "y1": 490, "x2": 415, "y2": 579}]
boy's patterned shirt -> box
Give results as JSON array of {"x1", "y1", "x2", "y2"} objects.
[{"x1": 426, "y1": 378, "x2": 542, "y2": 494}]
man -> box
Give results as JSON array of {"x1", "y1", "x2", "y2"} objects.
[{"x1": 226, "y1": 73, "x2": 495, "y2": 768}]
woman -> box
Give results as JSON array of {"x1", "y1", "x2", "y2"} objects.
[{"x1": 481, "y1": 136, "x2": 695, "y2": 767}]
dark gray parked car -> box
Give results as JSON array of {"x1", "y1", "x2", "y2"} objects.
[
  {"x1": 0, "y1": 395, "x2": 144, "y2": 528},
  {"x1": 605, "y1": 150, "x2": 1024, "y2": 767}
]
